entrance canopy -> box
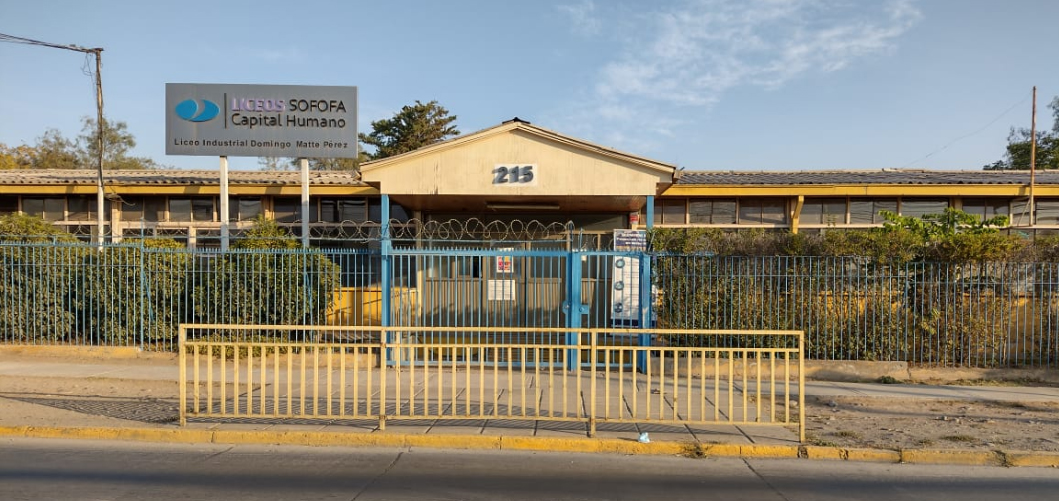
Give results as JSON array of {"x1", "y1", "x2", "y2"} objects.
[{"x1": 360, "y1": 118, "x2": 676, "y2": 213}]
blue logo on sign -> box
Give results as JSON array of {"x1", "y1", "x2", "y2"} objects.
[{"x1": 175, "y1": 99, "x2": 220, "y2": 122}]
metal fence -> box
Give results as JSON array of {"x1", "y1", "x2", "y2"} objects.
[
  {"x1": 653, "y1": 255, "x2": 1059, "y2": 368},
  {"x1": 3, "y1": 240, "x2": 1058, "y2": 368},
  {"x1": 178, "y1": 324, "x2": 805, "y2": 441}
]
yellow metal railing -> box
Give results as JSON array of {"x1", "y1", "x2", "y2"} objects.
[{"x1": 178, "y1": 325, "x2": 805, "y2": 442}]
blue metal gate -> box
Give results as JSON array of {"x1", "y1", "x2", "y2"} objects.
[{"x1": 379, "y1": 246, "x2": 652, "y2": 367}]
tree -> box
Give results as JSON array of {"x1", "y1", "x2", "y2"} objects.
[
  {"x1": 77, "y1": 117, "x2": 162, "y2": 170},
  {"x1": 359, "y1": 100, "x2": 459, "y2": 160},
  {"x1": 31, "y1": 129, "x2": 81, "y2": 169},
  {"x1": 984, "y1": 96, "x2": 1059, "y2": 170},
  {"x1": 0, "y1": 143, "x2": 36, "y2": 169},
  {"x1": 257, "y1": 156, "x2": 292, "y2": 171},
  {"x1": 878, "y1": 208, "x2": 1020, "y2": 263},
  {"x1": 1, "y1": 118, "x2": 162, "y2": 170},
  {"x1": 257, "y1": 153, "x2": 368, "y2": 173}
]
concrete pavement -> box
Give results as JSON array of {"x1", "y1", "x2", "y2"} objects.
[{"x1": 2, "y1": 347, "x2": 1058, "y2": 467}]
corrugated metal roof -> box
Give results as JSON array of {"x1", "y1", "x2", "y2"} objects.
[
  {"x1": 676, "y1": 170, "x2": 1059, "y2": 185},
  {"x1": 0, "y1": 169, "x2": 364, "y2": 186},
  {"x1": 4, "y1": 168, "x2": 1056, "y2": 187}
]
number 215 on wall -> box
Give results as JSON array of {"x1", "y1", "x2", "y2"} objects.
[{"x1": 493, "y1": 164, "x2": 535, "y2": 185}]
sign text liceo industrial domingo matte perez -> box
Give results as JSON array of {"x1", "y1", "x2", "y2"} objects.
[{"x1": 166, "y1": 83, "x2": 357, "y2": 158}]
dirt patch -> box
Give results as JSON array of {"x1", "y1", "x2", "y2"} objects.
[{"x1": 805, "y1": 396, "x2": 1059, "y2": 452}]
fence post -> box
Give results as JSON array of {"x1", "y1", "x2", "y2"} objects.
[
  {"x1": 638, "y1": 251, "x2": 652, "y2": 371},
  {"x1": 178, "y1": 324, "x2": 187, "y2": 427},
  {"x1": 565, "y1": 250, "x2": 582, "y2": 371},
  {"x1": 380, "y1": 195, "x2": 393, "y2": 365},
  {"x1": 639, "y1": 195, "x2": 654, "y2": 371}
]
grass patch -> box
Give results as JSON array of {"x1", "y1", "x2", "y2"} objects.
[
  {"x1": 832, "y1": 430, "x2": 862, "y2": 439},
  {"x1": 940, "y1": 434, "x2": 977, "y2": 443},
  {"x1": 876, "y1": 375, "x2": 902, "y2": 384},
  {"x1": 915, "y1": 438, "x2": 935, "y2": 447},
  {"x1": 680, "y1": 442, "x2": 708, "y2": 459}
]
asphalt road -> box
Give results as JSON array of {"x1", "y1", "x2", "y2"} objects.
[{"x1": 1, "y1": 438, "x2": 1057, "y2": 501}]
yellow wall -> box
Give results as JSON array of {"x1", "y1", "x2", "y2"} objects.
[{"x1": 363, "y1": 129, "x2": 671, "y2": 197}]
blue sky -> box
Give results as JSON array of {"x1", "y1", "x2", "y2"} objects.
[{"x1": 1, "y1": 0, "x2": 1057, "y2": 171}]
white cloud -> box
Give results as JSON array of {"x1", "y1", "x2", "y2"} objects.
[
  {"x1": 598, "y1": 0, "x2": 921, "y2": 106},
  {"x1": 558, "y1": 0, "x2": 602, "y2": 36},
  {"x1": 550, "y1": 0, "x2": 922, "y2": 161}
]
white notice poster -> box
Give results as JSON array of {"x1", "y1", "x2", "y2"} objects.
[{"x1": 488, "y1": 280, "x2": 516, "y2": 301}]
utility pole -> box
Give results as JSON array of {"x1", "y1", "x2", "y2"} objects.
[
  {"x1": 0, "y1": 33, "x2": 106, "y2": 247},
  {"x1": 1029, "y1": 86, "x2": 1037, "y2": 230},
  {"x1": 93, "y1": 48, "x2": 106, "y2": 248}
]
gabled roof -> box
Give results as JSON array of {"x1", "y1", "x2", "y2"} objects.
[{"x1": 360, "y1": 118, "x2": 677, "y2": 176}]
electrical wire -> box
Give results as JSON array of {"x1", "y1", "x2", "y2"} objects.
[{"x1": 899, "y1": 90, "x2": 1033, "y2": 169}]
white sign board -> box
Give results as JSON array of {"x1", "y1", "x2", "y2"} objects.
[
  {"x1": 611, "y1": 256, "x2": 640, "y2": 322},
  {"x1": 165, "y1": 83, "x2": 358, "y2": 158},
  {"x1": 488, "y1": 280, "x2": 516, "y2": 301}
]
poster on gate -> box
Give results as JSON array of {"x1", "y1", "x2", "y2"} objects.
[{"x1": 496, "y1": 248, "x2": 514, "y2": 273}]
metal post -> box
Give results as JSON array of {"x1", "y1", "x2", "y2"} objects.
[
  {"x1": 1029, "y1": 86, "x2": 1037, "y2": 230},
  {"x1": 380, "y1": 195, "x2": 392, "y2": 364},
  {"x1": 94, "y1": 49, "x2": 105, "y2": 249},
  {"x1": 300, "y1": 158, "x2": 310, "y2": 248},
  {"x1": 219, "y1": 156, "x2": 229, "y2": 252},
  {"x1": 565, "y1": 250, "x2": 582, "y2": 371},
  {"x1": 638, "y1": 195, "x2": 654, "y2": 370}
]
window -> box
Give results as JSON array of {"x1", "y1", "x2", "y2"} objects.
[
  {"x1": 67, "y1": 196, "x2": 92, "y2": 220},
  {"x1": 849, "y1": 198, "x2": 897, "y2": 224},
  {"x1": 368, "y1": 198, "x2": 383, "y2": 222},
  {"x1": 229, "y1": 198, "x2": 262, "y2": 222},
  {"x1": 390, "y1": 201, "x2": 410, "y2": 222},
  {"x1": 962, "y1": 198, "x2": 1010, "y2": 222},
  {"x1": 737, "y1": 198, "x2": 787, "y2": 225},
  {"x1": 1010, "y1": 198, "x2": 1031, "y2": 226},
  {"x1": 273, "y1": 197, "x2": 300, "y2": 223},
  {"x1": 900, "y1": 198, "x2": 949, "y2": 218},
  {"x1": 0, "y1": 196, "x2": 16, "y2": 215},
  {"x1": 22, "y1": 197, "x2": 65, "y2": 221},
  {"x1": 688, "y1": 198, "x2": 737, "y2": 224},
  {"x1": 801, "y1": 198, "x2": 847, "y2": 225},
  {"x1": 318, "y1": 198, "x2": 367, "y2": 223},
  {"x1": 653, "y1": 199, "x2": 687, "y2": 225},
  {"x1": 1037, "y1": 199, "x2": 1059, "y2": 225},
  {"x1": 169, "y1": 198, "x2": 214, "y2": 222},
  {"x1": 64, "y1": 197, "x2": 111, "y2": 221}
]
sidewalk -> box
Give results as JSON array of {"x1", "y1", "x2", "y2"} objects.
[{"x1": 2, "y1": 349, "x2": 1059, "y2": 467}]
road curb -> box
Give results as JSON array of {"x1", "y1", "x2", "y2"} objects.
[{"x1": 1, "y1": 425, "x2": 1056, "y2": 467}]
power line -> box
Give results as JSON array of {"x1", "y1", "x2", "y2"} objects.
[
  {"x1": 899, "y1": 90, "x2": 1033, "y2": 169},
  {"x1": 1, "y1": 31, "x2": 108, "y2": 248}
]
